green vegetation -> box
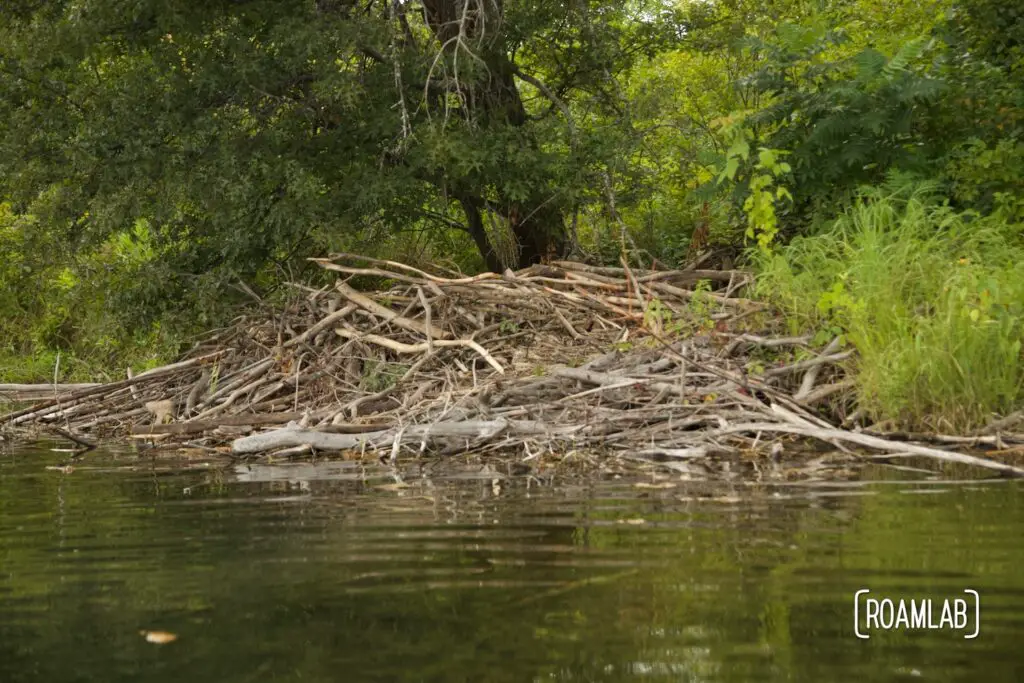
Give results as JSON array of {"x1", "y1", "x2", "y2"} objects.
[
  {"x1": 0, "y1": 0, "x2": 1021, "y2": 431},
  {"x1": 756, "y1": 188, "x2": 1024, "y2": 430}
]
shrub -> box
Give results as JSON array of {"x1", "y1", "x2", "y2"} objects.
[{"x1": 754, "y1": 188, "x2": 1024, "y2": 431}]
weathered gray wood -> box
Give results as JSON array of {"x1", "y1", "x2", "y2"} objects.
[
  {"x1": 231, "y1": 419, "x2": 512, "y2": 454},
  {"x1": 712, "y1": 422, "x2": 1024, "y2": 476},
  {"x1": 0, "y1": 383, "x2": 102, "y2": 393},
  {"x1": 230, "y1": 418, "x2": 584, "y2": 455}
]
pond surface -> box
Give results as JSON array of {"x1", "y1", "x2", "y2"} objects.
[{"x1": 1, "y1": 444, "x2": 1023, "y2": 682}]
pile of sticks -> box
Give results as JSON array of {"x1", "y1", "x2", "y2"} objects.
[{"x1": 3, "y1": 254, "x2": 1022, "y2": 476}]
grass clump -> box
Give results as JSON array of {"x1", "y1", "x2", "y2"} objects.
[{"x1": 754, "y1": 188, "x2": 1024, "y2": 432}]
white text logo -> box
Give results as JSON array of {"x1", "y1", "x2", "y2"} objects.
[{"x1": 853, "y1": 589, "x2": 980, "y2": 639}]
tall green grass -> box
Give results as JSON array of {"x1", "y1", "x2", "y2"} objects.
[{"x1": 754, "y1": 190, "x2": 1024, "y2": 431}]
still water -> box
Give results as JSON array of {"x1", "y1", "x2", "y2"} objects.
[{"x1": 1, "y1": 444, "x2": 1022, "y2": 682}]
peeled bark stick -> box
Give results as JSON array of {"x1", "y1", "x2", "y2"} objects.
[
  {"x1": 0, "y1": 383, "x2": 101, "y2": 398},
  {"x1": 232, "y1": 419, "x2": 511, "y2": 454},
  {"x1": 313, "y1": 254, "x2": 494, "y2": 284},
  {"x1": 551, "y1": 306, "x2": 582, "y2": 340},
  {"x1": 184, "y1": 369, "x2": 211, "y2": 417},
  {"x1": 283, "y1": 304, "x2": 357, "y2": 348},
  {"x1": 313, "y1": 264, "x2": 428, "y2": 286},
  {"x1": 195, "y1": 358, "x2": 274, "y2": 409},
  {"x1": 763, "y1": 350, "x2": 854, "y2": 378},
  {"x1": 126, "y1": 367, "x2": 139, "y2": 400},
  {"x1": 638, "y1": 269, "x2": 750, "y2": 285},
  {"x1": 416, "y1": 286, "x2": 434, "y2": 354},
  {"x1": 711, "y1": 422, "x2": 1024, "y2": 476},
  {"x1": 724, "y1": 334, "x2": 814, "y2": 356},
  {"x1": 802, "y1": 379, "x2": 856, "y2": 405},
  {"x1": 2, "y1": 351, "x2": 227, "y2": 425},
  {"x1": 620, "y1": 255, "x2": 648, "y2": 311},
  {"x1": 549, "y1": 261, "x2": 631, "y2": 278},
  {"x1": 335, "y1": 281, "x2": 449, "y2": 339},
  {"x1": 560, "y1": 270, "x2": 625, "y2": 289},
  {"x1": 231, "y1": 418, "x2": 582, "y2": 455},
  {"x1": 551, "y1": 366, "x2": 714, "y2": 399},
  {"x1": 75, "y1": 407, "x2": 149, "y2": 431},
  {"x1": 648, "y1": 280, "x2": 762, "y2": 309},
  {"x1": 192, "y1": 374, "x2": 277, "y2": 421},
  {"x1": 795, "y1": 336, "x2": 843, "y2": 400},
  {"x1": 334, "y1": 328, "x2": 504, "y2": 374}
]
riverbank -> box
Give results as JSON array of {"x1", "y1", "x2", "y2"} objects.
[{"x1": 3, "y1": 253, "x2": 1022, "y2": 477}]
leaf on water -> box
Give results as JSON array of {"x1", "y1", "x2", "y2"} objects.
[
  {"x1": 140, "y1": 630, "x2": 178, "y2": 644},
  {"x1": 618, "y1": 518, "x2": 647, "y2": 525}
]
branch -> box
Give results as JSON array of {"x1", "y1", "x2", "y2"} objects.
[
  {"x1": 510, "y1": 63, "x2": 577, "y2": 149},
  {"x1": 420, "y1": 208, "x2": 469, "y2": 232}
]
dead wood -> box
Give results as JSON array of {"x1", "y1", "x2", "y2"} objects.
[{"x1": 4, "y1": 253, "x2": 1014, "y2": 479}]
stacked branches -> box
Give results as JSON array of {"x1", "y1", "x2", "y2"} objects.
[{"x1": 3, "y1": 255, "x2": 1022, "y2": 476}]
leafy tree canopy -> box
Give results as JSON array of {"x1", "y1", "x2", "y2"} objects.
[{"x1": 0, "y1": 0, "x2": 684, "y2": 285}]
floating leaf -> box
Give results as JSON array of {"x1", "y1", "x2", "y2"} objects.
[{"x1": 140, "y1": 630, "x2": 178, "y2": 644}]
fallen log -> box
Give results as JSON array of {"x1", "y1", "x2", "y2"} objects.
[
  {"x1": 231, "y1": 418, "x2": 584, "y2": 455},
  {"x1": 231, "y1": 420, "x2": 512, "y2": 454}
]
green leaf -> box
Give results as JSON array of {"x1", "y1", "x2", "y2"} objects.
[
  {"x1": 727, "y1": 138, "x2": 750, "y2": 162},
  {"x1": 718, "y1": 157, "x2": 740, "y2": 182}
]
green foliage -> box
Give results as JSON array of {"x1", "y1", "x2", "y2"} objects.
[
  {"x1": 739, "y1": 25, "x2": 947, "y2": 224},
  {"x1": 717, "y1": 121, "x2": 793, "y2": 250},
  {"x1": 0, "y1": 0, "x2": 687, "y2": 371},
  {"x1": 688, "y1": 279, "x2": 716, "y2": 329},
  {"x1": 755, "y1": 190, "x2": 1024, "y2": 430},
  {"x1": 955, "y1": 0, "x2": 1024, "y2": 73},
  {"x1": 945, "y1": 137, "x2": 1024, "y2": 223},
  {"x1": 360, "y1": 359, "x2": 408, "y2": 393},
  {"x1": 0, "y1": 204, "x2": 181, "y2": 380},
  {"x1": 642, "y1": 296, "x2": 686, "y2": 335}
]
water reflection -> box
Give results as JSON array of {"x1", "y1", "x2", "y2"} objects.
[{"x1": 1, "y1": 444, "x2": 1022, "y2": 682}]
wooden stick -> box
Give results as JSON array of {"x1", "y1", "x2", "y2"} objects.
[
  {"x1": 334, "y1": 328, "x2": 504, "y2": 374},
  {"x1": 763, "y1": 350, "x2": 853, "y2": 378},
  {"x1": 283, "y1": 304, "x2": 357, "y2": 348},
  {"x1": 982, "y1": 409, "x2": 1024, "y2": 435},
  {"x1": 0, "y1": 383, "x2": 101, "y2": 394},
  {"x1": 2, "y1": 351, "x2": 227, "y2": 425},
  {"x1": 795, "y1": 336, "x2": 842, "y2": 399},
  {"x1": 131, "y1": 412, "x2": 307, "y2": 436},
  {"x1": 336, "y1": 281, "x2": 449, "y2": 339},
  {"x1": 711, "y1": 422, "x2": 1024, "y2": 476}
]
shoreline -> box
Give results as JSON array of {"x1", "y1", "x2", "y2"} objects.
[{"x1": 3, "y1": 255, "x2": 1023, "y2": 478}]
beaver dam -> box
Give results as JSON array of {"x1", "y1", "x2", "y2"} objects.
[{"x1": 2, "y1": 254, "x2": 1022, "y2": 477}]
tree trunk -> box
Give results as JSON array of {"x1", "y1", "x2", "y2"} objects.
[
  {"x1": 457, "y1": 193, "x2": 504, "y2": 272},
  {"x1": 421, "y1": 0, "x2": 566, "y2": 270}
]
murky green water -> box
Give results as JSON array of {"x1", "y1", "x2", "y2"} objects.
[{"x1": 1, "y1": 444, "x2": 1023, "y2": 682}]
